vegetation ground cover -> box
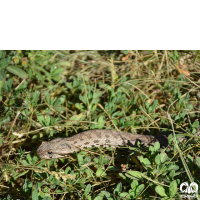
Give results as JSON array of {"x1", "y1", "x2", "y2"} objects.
[{"x1": 0, "y1": 50, "x2": 200, "y2": 199}]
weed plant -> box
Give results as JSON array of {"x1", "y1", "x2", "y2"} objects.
[{"x1": 0, "y1": 50, "x2": 200, "y2": 199}]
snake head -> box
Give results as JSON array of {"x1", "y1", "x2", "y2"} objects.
[
  {"x1": 37, "y1": 139, "x2": 69, "y2": 159},
  {"x1": 37, "y1": 141, "x2": 53, "y2": 159}
]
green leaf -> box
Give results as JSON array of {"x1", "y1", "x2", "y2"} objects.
[
  {"x1": 0, "y1": 50, "x2": 6, "y2": 59},
  {"x1": 66, "y1": 82, "x2": 73, "y2": 89},
  {"x1": 149, "y1": 146, "x2": 154, "y2": 152},
  {"x1": 45, "y1": 92, "x2": 51, "y2": 104},
  {"x1": 84, "y1": 184, "x2": 91, "y2": 195},
  {"x1": 21, "y1": 160, "x2": 30, "y2": 166},
  {"x1": 31, "y1": 90, "x2": 40, "y2": 107},
  {"x1": 75, "y1": 103, "x2": 84, "y2": 110},
  {"x1": 138, "y1": 156, "x2": 151, "y2": 166},
  {"x1": 154, "y1": 142, "x2": 160, "y2": 152},
  {"x1": 126, "y1": 171, "x2": 143, "y2": 179},
  {"x1": 114, "y1": 183, "x2": 122, "y2": 195},
  {"x1": 186, "y1": 104, "x2": 193, "y2": 110},
  {"x1": 65, "y1": 166, "x2": 71, "y2": 174},
  {"x1": 168, "y1": 165, "x2": 179, "y2": 171},
  {"x1": 155, "y1": 154, "x2": 161, "y2": 165},
  {"x1": 160, "y1": 152, "x2": 168, "y2": 163},
  {"x1": 94, "y1": 195, "x2": 104, "y2": 200},
  {"x1": 37, "y1": 115, "x2": 45, "y2": 126},
  {"x1": 169, "y1": 180, "x2": 177, "y2": 197},
  {"x1": 0, "y1": 80, "x2": 4, "y2": 101},
  {"x1": 4, "y1": 78, "x2": 13, "y2": 92},
  {"x1": 0, "y1": 69, "x2": 6, "y2": 81},
  {"x1": 35, "y1": 70, "x2": 44, "y2": 82},
  {"x1": 169, "y1": 170, "x2": 175, "y2": 180},
  {"x1": 149, "y1": 99, "x2": 158, "y2": 113},
  {"x1": 77, "y1": 154, "x2": 84, "y2": 166},
  {"x1": 193, "y1": 121, "x2": 199, "y2": 129},
  {"x1": 6, "y1": 66, "x2": 28, "y2": 79},
  {"x1": 32, "y1": 188, "x2": 38, "y2": 200},
  {"x1": 155, "y1": 186, "x2": 167, "y2": 197},
  {"x1": 135, "y1": 184, "x2": 145, "y2": 197},
  {"x1": 96, "y1": 168, "x2": 105, "y2": 177},
  {"x1": 26, "y1": 154, "x2": 33, "y2": 165},
  {"x1": 97, "y1": 116, "x2": 105, "y2": 129},
  {"x1": 0, "y1": 57, "x2": 10, "y2": 70},
  {"x1": 120, "y1": 192, "x2": 129, "y2": 198},
  {"x1": 79, "y1": 94, "x2": 87, "y2": 105},
  {"x1": 100, "y1": 191, "x2": 112, "y2": 199},
  {"x1": 131, "y1": 180, "x2": 138, "y2": 191},
  {"x1": 56, "y1": 61, "x2": 70, "y2": 66},
  {"x1": 195, "y1": 157, "x2": 200, "y2": 167},
  {"x1": 51, "y1": 67, "x2": 64, "y2": 81},
  {"x1": 145, "y1": 101, "x2": 149, "y2": 110},
  {"x1": 66, "y1": 113, "x2": 86, "y2": 126}
]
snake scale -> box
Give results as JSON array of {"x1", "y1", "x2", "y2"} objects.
[{"x1": 37, "y1": 129, "x2": 169, "y2": 159}]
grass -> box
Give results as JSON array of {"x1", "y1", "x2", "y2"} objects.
[{"x1": 0, "y1": 50, "x2": 200, "y2": 199}]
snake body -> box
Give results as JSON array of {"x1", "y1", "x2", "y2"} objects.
[{"x1": 37, "y1": 129, "x2": 169, "y2": 159}]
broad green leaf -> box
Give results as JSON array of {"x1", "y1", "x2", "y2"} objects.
[
  {"x1": 51, "y1": 68, "x2": 65, "y2": 81},
  {"x1": 138, "y1": 156, "x2": 151, "y2": 166},
  {"x1": 37, "y1": 115, "x2": 45, "y2": 125},
  {"x1": 75, "y1": 103, "x2": 84, "y2": 110},
  {"x1": 66, "y1": 113, "x2": 86, "y2": 126},
  {"x1": 169, "y1": 170, "x2": 175, "y2": 180},
  {"x1": 145, "y1": 101, "x2": 149, "y2": 110},
  {"x1": 94, "y1": 195, "x2": 104, "y2": 200},
  {"x1": 45, "y1": 92, "x2": 51, "y2": 104},
  {"x1": 160, "y1": 152, "x2": 168, "y2": 163},
  {"x1": 0, "y1": 69, "x2": 6, "y2": 100},
  {"x1": 120, "y1": 192, "x2": 129, "y2": 198},
  {"x1": 32, "y1": 188, "x2": 38, "y2": 200},
  {"x1": 0, "y1": 57, "x2": 10, "y2": 70},
  {"x1": 0, "y1": 80, "x2": 4, "y2": 101},
  {"x1": 0, "y1": 69, "x2": 6, "y2": 81},
  {"x1": 155, "y1": 154, "x2": 161, "y2": 165},
  {"x1": 0, "y1": 50, "x2": 6, "y2": 59},
  {"x1": 135, "y1": 184, "x2": 145, "y2": 197},
  {"x1": 169, "y1": 180, "x2": 177, "y2": 197},
  {"x1": 21, "y1": 160, "x2": 30, "y2": 166},
  {"x1": 195, "y1": 157, "x2": 200, "y2": 167},
  {"x1": 100, "y1": 191, "x2": 112, "y2": 198},
  {"x1": 126, "y1": 171, "x2": 143, "y2": 179},
  {"x1": 114, "y1": 183, "x2": 122, "y2": 195},
  {"x1": 56, "y1": 61, "x2": 70, "y2": 66},
  {"x1": 193, "y1": 120, "x2": 199, "y2": 129},
  {"x1": 26, "y1": 154, "x2": 33, "y2": 165},
  {"x1": 168, "y1": 165, "x2": 179, "y2": 171},
  {"x1": 131, "y1": 180, "x2": 139, "y2": 191},
  {"x1": 149, "y1": 146, "x2": 154, "y2": 152},
  {"x1": 35, "y1": 70, "x2": 44, "y2": 82},
  {"x1": 6, "y1": 66, "x2": 28, "y2": 79},
  {"x1": 97, "y1": 116, "x2": 105, "y2": 129},
  {"x1": 4, "y1": 78, "x2": 13, "y2": 92},
  {"x1": 155, "y1": 186, "x2": 167, "y2": 197},
  {"x1": 77, "y1": 154, "x2": 84, "y2": 165},
  {"x1": 154, "y1": 142, "x2": 160, "y2": 152},
  {"x1": 65, "y1": 166, "x2": 71, "y2": 174},
  {"x1": 66, "y1": 82, "x2": 73, "y2": 89},
  {"x1": 96, "y1": 168, "x2": 105, "y2": 177},
  {"x1": 31, "y1": 90, "x2": 40, "y2": 107},
  {"x1": 84, "y1": 184, "x2": 91, "y2": 195}
]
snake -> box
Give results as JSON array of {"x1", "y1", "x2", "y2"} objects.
[{"x1": 37, "y1": 129, "x2": 170, "y2": 159}]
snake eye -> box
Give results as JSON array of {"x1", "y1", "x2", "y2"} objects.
[{"x1": 48, "y1": 151, "x2": 52, "y2": 158}]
